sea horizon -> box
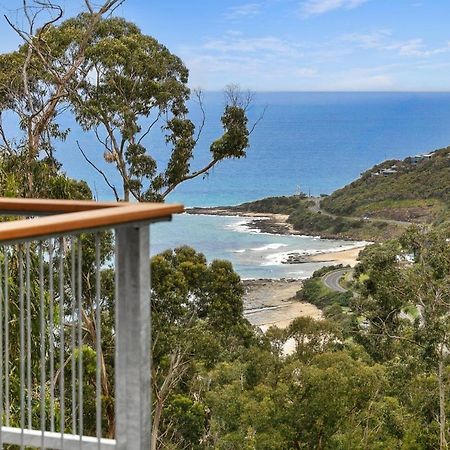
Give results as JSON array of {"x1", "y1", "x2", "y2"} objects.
[{"x1": 49, "y1": 91, "x2": 450, "y2": 278}]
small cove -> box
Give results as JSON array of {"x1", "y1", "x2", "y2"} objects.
[{"x1": 151, "y1": 213, "x2": 366, "y2": 279}]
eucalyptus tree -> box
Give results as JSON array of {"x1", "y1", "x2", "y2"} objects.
[
  {"x1": 0, "y1": 152, "x2": 117, "y2": 436},
  {"x1": 149, "y1": 246, "x2": 251, "y2": 449},
  {"x1": 67, "y1": 17, "x2": 252, "y2": 201},
  {"x1": 1, "y1": 7, "x2": 253, "y2": 202},
  {"x1": 0, "y1": 0, "x2": 124, "y2": 193}
]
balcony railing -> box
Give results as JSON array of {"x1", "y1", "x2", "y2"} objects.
[{"x1": 0, "y1": 198, "x2": 184, "y2": 449}]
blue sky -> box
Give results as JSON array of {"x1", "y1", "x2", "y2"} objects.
[{"x1": 1, "y1": 0, "x2": 450, "y2": 91}]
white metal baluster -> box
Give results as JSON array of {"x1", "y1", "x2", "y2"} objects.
[
  {"x1": 71, "y1": 238, "x2": 77, "y2": 435},
  {"x1": 78, "y1": 236, "x2": 83, "y2": 446},
  {"x1": 19, "y1": 245, "x2": 25, "y2": 449},
  {"x1": 95, "y1": 233, "x2": 102, "y2": 448},
  {"x1": 49, "y1": 239, "x2": 55, "y2": 432},
  {"x1": 26, "y1": 242, "x2": 32, "y2": 429},
  {"x1": 39, "y1": 241, "x2": 46, "y2": 449},
  {"x1": 59, "y1": 237, "x2": 65, "y2": 449},
  {"x1": 4, "y1": 247, "x2": 9, "y2": 427}
]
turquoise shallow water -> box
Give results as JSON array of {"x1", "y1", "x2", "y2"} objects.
[
  {"x1": 49, "y1": 92, "x2": 450, "y2": 278},
  {"x1": 151, "y1": 214, "x2": 366, "y2": 279}
]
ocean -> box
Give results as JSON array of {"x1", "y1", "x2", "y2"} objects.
[
  {"x1": 55, "y1": 92, "x2": 450, "y2": 279},
  {"x1": 150, "y1": 214, "x2": 366, "y2": 279}
]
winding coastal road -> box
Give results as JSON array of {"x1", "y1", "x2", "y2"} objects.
[
  {"x1": 309, "y1": 197, "x2": 414, "y2": 228},
  {"x1": 322, "y1": 269, "x2": 349, "y2": 293}
]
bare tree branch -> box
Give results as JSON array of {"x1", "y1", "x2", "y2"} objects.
[
  {"x1": 84, "y1": 0, "x2": 94, "y2": 14},
  {"x1": 137, "y1": 112, "x2": 162, "y2": 145},
  {"x1": 104, "y1": 0, "x2": 126, "y2": 18},
  {"x1": 249, "y1": 104, "x2": 267, "y2": 135},
  {"x1": 193, "y1": 88, "x2": 206, "y2": 145},
  {"x1": 94, "y1": 127, "x2": 111, "y2": 152},
  {"x1": 161, "y1": 158, "x2": 218, "y2": 199},
  {"x1": 0, "y1": 114, "x2": 13, "y2": 154},
  {"x1": 77, "y1": 140, "x2": 120, "y2": 201},
  {"x1": 3, "y1": 0, "x2": 124, "y2": 165}
]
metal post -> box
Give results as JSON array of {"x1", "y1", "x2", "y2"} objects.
[{"x1": 115, "y1": 225, "x2": 151, "y2": 450}]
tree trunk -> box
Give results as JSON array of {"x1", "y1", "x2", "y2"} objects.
[
  {"x1": 151, "y1": 397, "x2": 164, "y2": 450},
  {"x1": 82, "y1": 310, "x2": 115, "y2": 437},
  {"x1": 439, "y1": 359, "x2": 447, "y2": 450},
  {"x1": 150, "y1": 351, "x2": 187, "y2": 450},
  {"x1": 123, "y1": 182, "x2": 130, "y2": 202}
]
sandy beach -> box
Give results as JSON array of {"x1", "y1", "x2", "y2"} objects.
[
  {"x1": 243, "y1": 279, "x2": 323, "y2": 355},
  {"x1": 309, "y1": 246, "x2": 364, "y2": 267},
  {"x1": 243, "y1": 279, "x2": 323, "y2": 329}
]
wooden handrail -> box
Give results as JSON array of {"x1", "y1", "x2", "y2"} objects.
[
  {"x1": 0, "y1": 197, "x2": 124, "y2": 214},
  {"x1": 0, "y1": 200, "x2": 184, "y2": 242}
]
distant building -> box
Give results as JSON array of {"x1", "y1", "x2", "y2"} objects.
[
  {"x1": 411, "y1": 152, "x2": 435, "y2": 164},
  {"x1": 379, "y1": 168, "x2": 398, "y2": 176}
]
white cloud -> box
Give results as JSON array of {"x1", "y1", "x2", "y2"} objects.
[
  {"x1": 225, "y1": 3, "x2": 263, "y2": 19},
  {"x1": 343, "y1": 31, "x2": 450, "y2": 58},
  {"x1": 179, "y1": 34, "x2": 318, "y2": 90},
  {"x1": 386, "y1": 39, "x2": 450, "y2": 57},
  {"x1": 294, "y1": 68, "x2": 318, "y2": 77},
  {"x1": 330, "y1": 73, "x2": 394, "y2": 90},
  {"x1": 342, "y1": 30, "x2": 391, "y2": 48},
  {"x1": 203, "y1": 36, "x2": 303, "y2": 57},
  {"x1": 301, "y1": 0, "x2": 369, "y2": 16},
  {"x1": 176, "y1": 24, "x2": 450, "y2": 90}
]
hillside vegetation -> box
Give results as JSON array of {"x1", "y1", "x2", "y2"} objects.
[
  {"x1": 233, "y1": 195, "x2": 308, "y2": 214},
  {"x1": 321, "y1": 146, "x2": 450, "y2": 223},
  {"x1": 231, "y1": 195, "x2": 405, "y2": 241}
]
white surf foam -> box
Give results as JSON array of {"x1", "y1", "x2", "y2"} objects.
[
  {"x1": 226, "y1": 219, "x2": 253, "y2": 233},
  {"x1": 250, "y1": 243, "x2": 289, "y2": 251},
  {"x1": 262, "y1": 242, "x2": 368, "y2": 266}
]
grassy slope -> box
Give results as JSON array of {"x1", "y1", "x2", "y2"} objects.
[{"x1": 321, "y1": 146, "x2": 450, "y2": 223}]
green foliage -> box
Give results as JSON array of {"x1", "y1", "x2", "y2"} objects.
[
  {"x1": 205, "y1": 348, "x2": 414, "y2": 449},
  {"x1": 231, "y1": 148, "x2": 450, "y2": 241},
  {"x1": 0, "y1": 153, "x2": 91, "y2": 200},
  {"x1": 296, "y1": 268, "x2": 356, "y2": 335},
  {"x1": 59, "y1": 16, "x2": 250, "y2": 201},
  {"x1": 233, "y1": 195, "x2": 307, "y2": 214},
  {"x1": 1, "y1": 13, "x2": 251, "y2": 202},
  {"x1": 311, "y1": 264, "x2": 346, "y2": 278},
  {"x1": 298, "y1": 277, "x2": 351, "y2": 309},
  {"x1": 351, "y1": 227, "x2": 450, "y2": 446},
  {"x1": 287, "y1": 207, "x2": 399, "y2": 241},
  {"x1": 287, "y1": 317, "x2": 341, "y2": 361},
  {"x1": 151, "y1": 246, "x2": 244, "y2": 334},
  {"x1": 3, "y1": 7, "x2": 450, "y2": 447},
  {"x1": 232, "y1": 195, "x2": 403, "y2": 241},
  {"x1": 166, "y1": 395, "x2": 205, "y2": 449},
  {"x1": 210, "y1": 105, "x2": 249, "y2": 161}
]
